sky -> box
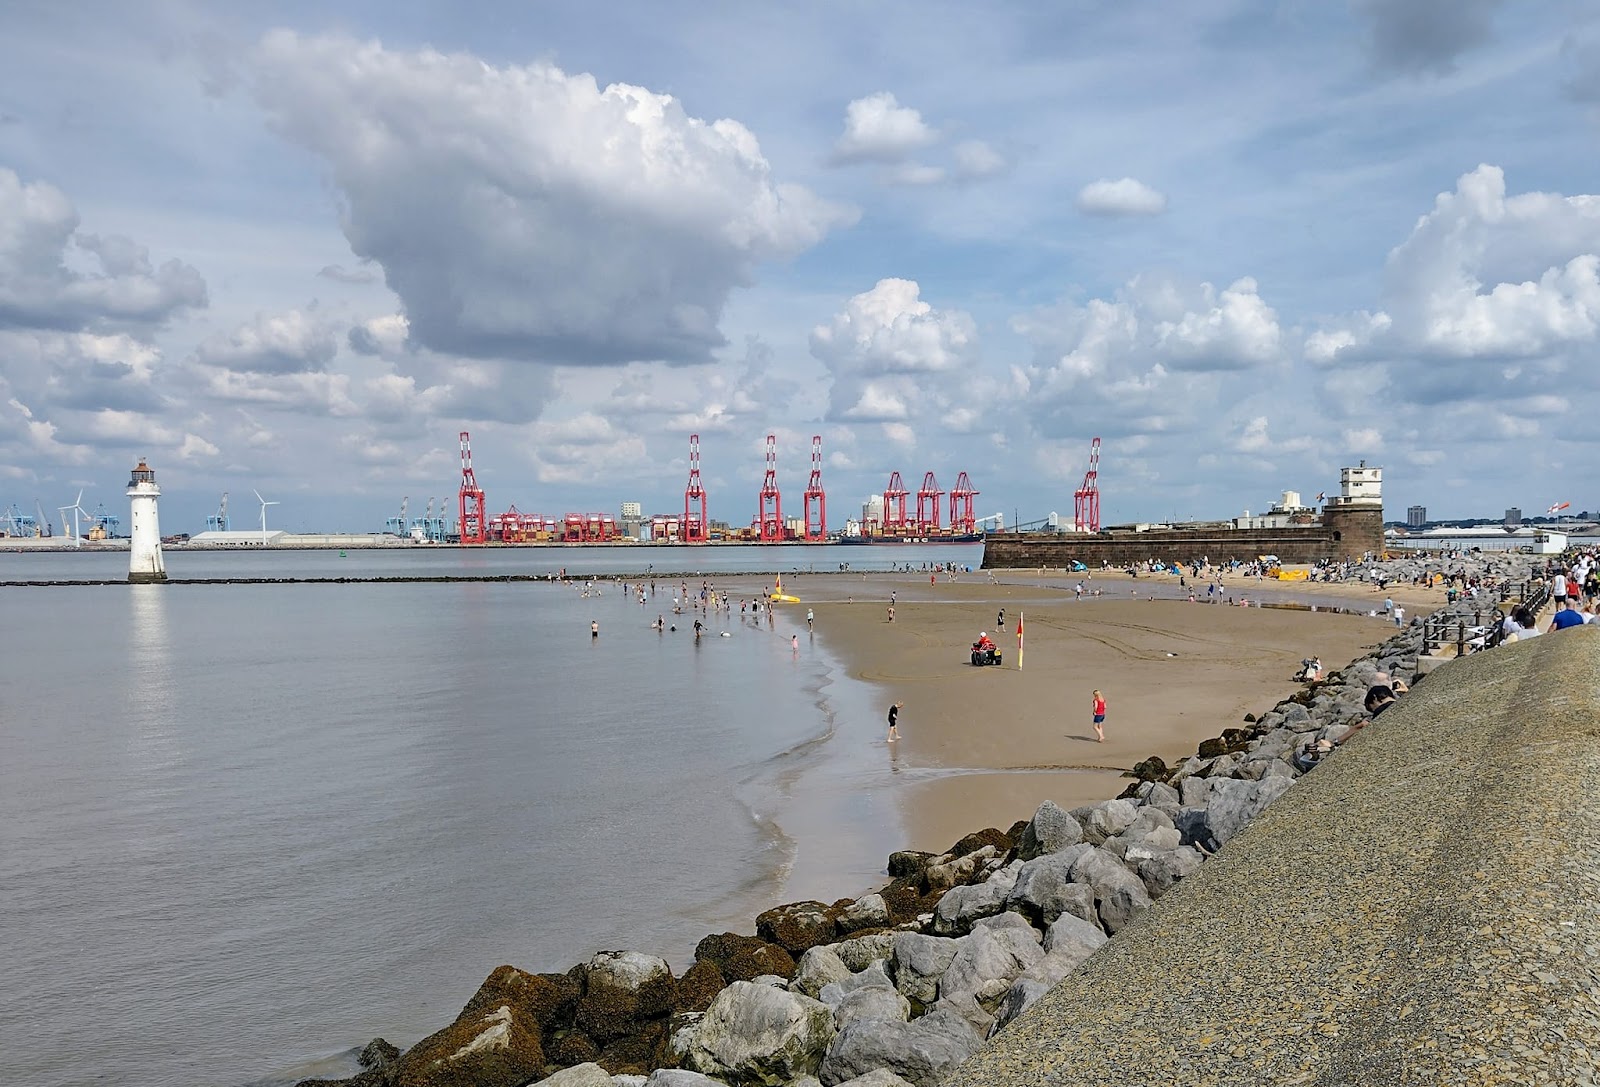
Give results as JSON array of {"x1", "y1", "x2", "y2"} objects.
[{"x1": 1, "y1": 0, "x2": 1598, "y2": 534}]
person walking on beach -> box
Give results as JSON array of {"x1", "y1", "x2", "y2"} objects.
[
  {"x1": 591, "y1": 620, "x2": 599, "y2": 639},
  {"x1": 887, "y1": 702, "x2": 902, "y2": 742},
  {"x1": 807, "y1": 607, "x2": 814, "y2": 631},
  {"x1": 1091, "y1": 690, "x2": 1107, "y2": 743}
]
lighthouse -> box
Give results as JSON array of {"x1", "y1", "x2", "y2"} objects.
[{"x1": 127, "y1": 457, "x2": 167, "y2": 583}]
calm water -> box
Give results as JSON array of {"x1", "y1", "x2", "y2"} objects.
[{"x1": 0, "y1": 547, "x2": 973, "y2": 1087}]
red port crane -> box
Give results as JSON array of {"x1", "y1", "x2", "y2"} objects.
[
  {"x1": 457, "y1": 430, "x2": 487, "y2": 544},
  {"x1": 1073, "y1": 437, "x2": 1102, "y2": 533},
  {"x1": 949, "y1": 472, "x2": 978, "y2": 534},
  {"x1": 802, "y1": 435, "x2": 827, "y2": 541},
  {"x1": 683, "y1": 433, "x2": 709, "y2": 542},
  {"x1": 916, "y1": 471, "x2": 944, "y2": 534},
  {"x1": 758, "y1": 433, "x2": 784, "y2": 542},
  {"x1": 882, "y1": 471, "x2": 909, "y2": 535}
]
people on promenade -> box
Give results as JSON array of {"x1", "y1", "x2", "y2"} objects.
[
  {"x1": 1092, "y1": 690, "x2": 1107, "y2": 743},
  {"x1": 1550, "y1": 599, "x2": 1589, "y2": 630},
  {"x1": 887, "y1": 702, "x2": 902, "y2": 742}
]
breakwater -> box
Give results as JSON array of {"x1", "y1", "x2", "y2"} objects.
[
  {"x1": 953, "y1": 627, "x2": 1598, "y2": 1085},
  {"x1": 294, "y1": 554, "x2": 1555, "y2": 1087}
]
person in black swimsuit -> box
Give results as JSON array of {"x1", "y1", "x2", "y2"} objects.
[{"x1": 887, "y1": 702, "x2": 902, "y2": 742}]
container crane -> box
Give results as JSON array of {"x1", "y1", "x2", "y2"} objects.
[
  {"x1": 386, "y1": 496, "x2": 409, "y2": 536},
  {"x1": 949, "y1": 472, "x2": 978, "y2": 534},
  {"x1": 458, "y1": 430, "x2": 487, "y2": 544},
  {"x1": 882, "y1": 471, "x2": 909, "y2": 535},
  {"x1": 802, "y1": 435, "x2": 827, "y2": 541},
  {"x1": 915, "y1": 472, "x2": 944, "y2": 534},
  {"x1": 683, "y1": 433, "x2": 709, "y2": 542},
  {"x1": 757, "y1": 433, "x2": 783, "y2": 542},
  {"x1": 1073, "y1": 437, "x2": 1102, "y2": 533},
  {"x1": 206, "y1": 492, "x2": 230, "y2": 533}
]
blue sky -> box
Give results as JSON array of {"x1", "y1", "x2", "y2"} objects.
[{"x1": 1, "y1": 0, "x2": 1597, "y2": 533}]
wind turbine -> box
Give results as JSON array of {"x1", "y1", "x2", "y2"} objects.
[
  {"x1": 253, "y1": 489, "x2": 279, "y2": 544},
  {"x1": 57, "y1": 490, "x2": 86, "y2": 547}
]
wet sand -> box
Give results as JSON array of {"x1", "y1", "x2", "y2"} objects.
[{"x1": 795, "y1": 570, "x2": 1401, "y2": 852}]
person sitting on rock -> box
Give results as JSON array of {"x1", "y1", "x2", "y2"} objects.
[{"x1": 1363, "y1": 685, "x2": 1398, "y2": 718}]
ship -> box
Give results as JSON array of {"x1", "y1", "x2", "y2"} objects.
[{"x1": 835, "y1": 533, "x2": 985, "y2": 545}]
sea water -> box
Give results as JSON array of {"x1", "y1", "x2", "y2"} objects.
[{"x1": 0, "y1": 549, "x2": 940, "y2": 1087}]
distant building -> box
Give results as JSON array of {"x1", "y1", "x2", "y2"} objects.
[
  {"x1": 1233, "y1": 490, "x2": 1318, "y2": 530},
  {"x1": 1505, "y1": 507, "x2": 1522, "y2": 528},
  {"x1": 619, "y1": 500, "x2": 643, "y2": 539},
  {"x1": 1407, "y1": 505, "x2": 1427, "y2": 528}
]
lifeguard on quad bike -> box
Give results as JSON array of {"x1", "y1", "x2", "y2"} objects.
[{"x1": 970, "y1": 631, "x2": 1002, "y2": 666}]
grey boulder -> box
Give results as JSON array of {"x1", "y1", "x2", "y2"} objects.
[
  {"x1": 1016, "y1": 800, "x2": 1083, "y2": 860},
  {"x1": 831, "y1": 932, "x2": 897, "y2": 973},
  {"x1": 889, "y1": 933, "x2": 962, "y2": 1005},
  {"x1": 684, "y1": 980, "x2": 835, "y2": 1086},
  {"x1": 931, "y1": 861, "x2": 1020, "y2": 936},
  {"x1": 537, "y1": 1063, "x2": 616, "y2": 1087},
  {"x1": 833, "y1": 985, "x2": 911, "y2": 1029},
  {"x1": 838, "y1": 893, "x2": 889, "y2": 933},
  {"x1": 791, "y1": 946, "x2": 852, "y2": 998},
  {"x1": 819, "y1": 1008, "x2": 985, "y2": 1087},
  {"x1": 1005, "y1": 846, "x2": 1095, "y2": 928},
  {"x1": 1204, "y1": 775, "x2": 1296, "y2": 847},
  {"x1": 936, "y1": 924, "x2": 1045, "y2": 1034}
]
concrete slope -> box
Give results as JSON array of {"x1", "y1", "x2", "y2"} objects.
[{"x1": 951, "y1": 627, "x2": 1600, "y2": 1087}]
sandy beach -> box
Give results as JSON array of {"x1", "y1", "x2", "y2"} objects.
[{"x1": 784, "y1": 567, "x2": 1419, "y2": 853}]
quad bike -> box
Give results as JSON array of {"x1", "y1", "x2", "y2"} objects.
[{"x1": 970, "y1": 642, "x2": 1003, "y2": 666}]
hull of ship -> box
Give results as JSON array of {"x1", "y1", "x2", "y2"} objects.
[{"x1": 834, "y1": 533, "x2": 985, "y2": 545}]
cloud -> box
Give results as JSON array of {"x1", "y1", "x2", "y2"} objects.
[
  {"x1": 317, "y1": 263, "x2": 379, "y2": 285},
  {"x1": 178, "y1": 432, "x2": 220, "y2": 459},
  {"x1": 952, "y1": 140, "x2": 1006, "y2": 181},
  {"x1": 348, "y1": 313, "x2": 410, "y2": 356},
  {"x1": 1382, "y1": 165, "x2": 1600, "y2": 359},
  {"x1": 1304, "y1": 311, "x2": 1392, "y2": 365},
  {"x1": 1076, "y1": 178, "x2": 1168, "y2": 217},
  {"x1": 811, "y1": 278, "x2": 978, "y2": 376},
  {"x1": 251, "y1": 32, "x2": 854, "y2": 367},
  {"x1": 1353, "y1": 0, "x2": 1504, "y2": 76},
  {"x1": 831, "y1": 92, "x2": 937, "y2": 164},
  {"x1": 194, "y1": 309, "x2": 338, "y2": 373},
  {"x1": 0, "y1": 168, "x2": 206, "y2": 332}
]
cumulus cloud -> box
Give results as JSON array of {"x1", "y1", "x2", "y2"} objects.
[
  {"x1": 811, "y1": 279, "x2": 982, "y2": 447},
  {"x1": 1304, "y1": 311, "x2": 1392, "y2": 366},
  {"x1": 1076, "y1": 178, "x2": 1167, "y2": 217},
  {"x1": 1382, "y1": 165, "x2": 1600, "y2": 359},
  {"x1": 831, "y1": 92, "x2": 937, "y2": 164},
  {"x1": 194, "y1": 309, "x2": 338, "y2": 374},
  {"x1": 0, "y1": 168, "x2": 206, "y2": 332},
  {"x1": 811, "y1": 278, "x2": 978, "y2": 376},
  {"x1": 1353, "y1": 0, "x2": 1504, "y2": 76},
  {"x1": 250, "y1": 32, "x2": 854, "y2": 367}
]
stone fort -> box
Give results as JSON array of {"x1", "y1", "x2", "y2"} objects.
[{"x1": 983, "y1": 464, "x2": 1385, "y2": 569}]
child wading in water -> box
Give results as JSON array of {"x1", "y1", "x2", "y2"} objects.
[
  {"x1": 1092, "y1": 689, "x2": 1107, "y2": 743},
  {"x1": 887, "y1": 702, "x2": 902, "y2": 742}
]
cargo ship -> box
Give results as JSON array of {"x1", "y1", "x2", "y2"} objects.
[{"x1": 835, "y1": 533, "x2": 985, "y2": 545}]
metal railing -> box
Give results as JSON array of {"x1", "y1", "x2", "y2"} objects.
[{"x1": 1423, "y1": 577, "x2": 1555, "y2": 656}]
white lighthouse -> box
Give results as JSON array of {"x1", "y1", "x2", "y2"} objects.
[{"x1": 127, "y1": 457, "x2": 167, "y2": 583}]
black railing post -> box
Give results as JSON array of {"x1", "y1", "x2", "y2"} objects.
[{"x1": 1457, "y1": 622, "x2": 1466, "y2": 656}]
